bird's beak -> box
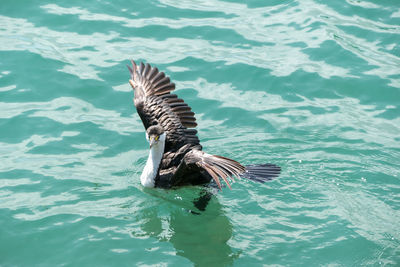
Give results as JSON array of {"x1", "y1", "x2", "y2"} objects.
[
  {"x1": 149, "y1": 135, "x2": 160, "y2": 148},
  {"x1": 149, "y1": 136, "x2": 156, "y2": 148}
]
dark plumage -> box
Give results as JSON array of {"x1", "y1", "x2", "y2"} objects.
[
  {"x1": 128, "y1": 60, "x2": 280, "y2": 189},
  {"x1": 147, "y1": 125, "x2": 164, "y2": 136}
]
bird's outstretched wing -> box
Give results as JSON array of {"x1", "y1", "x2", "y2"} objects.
[
  {"x1": 127, "y1": 60, "x2": 199, "y2": 149},
  {"x1": 172, "y1": 149, "x2": 246, "y2": 189},
  {"x1": 172, "y1": 150, "x2": 281, "y2": 189}
]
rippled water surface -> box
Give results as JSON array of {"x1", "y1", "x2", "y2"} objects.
[{"x1": 1, "y1": 0, "x2": 400, "y2": 266}]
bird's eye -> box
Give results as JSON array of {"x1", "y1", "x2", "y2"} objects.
[{"x1": 155, "y1": 136, "x2": 159, "y2": 141}]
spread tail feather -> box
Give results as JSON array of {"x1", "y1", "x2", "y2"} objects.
[{"x1": 240, "y1": 164, "x2": 281, "y2": 183}]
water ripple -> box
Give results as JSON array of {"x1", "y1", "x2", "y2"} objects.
[
  {"x1": 6, "y1": 0, "x2": 398, "y2": 86},
  {"x1": 1, "y1": 0, "x2": 400, "y2": 265}
]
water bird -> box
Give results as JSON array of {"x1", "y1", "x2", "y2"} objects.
[{"x1": 128, "y1": 60, "x2": 280, "y2": 190}]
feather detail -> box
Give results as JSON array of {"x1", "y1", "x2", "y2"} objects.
[
  {"x1": 128, "y1": 60, "x2": 198, "y2": 131},
  {"x1": 202, "y1": 163, "x2": 222, "y2": 189},
  {"x1": 185, "y1": 150, "x2": 245, "y2": 190}
]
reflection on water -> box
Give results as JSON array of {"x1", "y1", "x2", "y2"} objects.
[
  {"x1": 136, "y1": 188, "x2": 237, "y2": 266},
  {"x1": 169, "y1": 208, "x2": 236, "y2": 265}
]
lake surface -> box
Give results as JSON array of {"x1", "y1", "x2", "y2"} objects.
[{"x1": 1, "y1": 0, "x2": 400, "y2": 266}]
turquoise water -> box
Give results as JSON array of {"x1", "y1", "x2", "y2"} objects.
[{"x1": 1, "y1": 0, "x2": 400, "y2": 265}]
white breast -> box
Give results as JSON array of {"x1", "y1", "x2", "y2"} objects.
[{"x1": 140, "y1": 133, "x2": 166, "y2": 187}]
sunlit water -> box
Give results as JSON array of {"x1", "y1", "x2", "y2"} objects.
[{"x1": 1, "y1": 0, "x2": 400, "y2": 266}]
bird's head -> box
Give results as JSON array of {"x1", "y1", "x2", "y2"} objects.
[{"x1": 146, "y1": 125, "x2": 166, "y2": 148}]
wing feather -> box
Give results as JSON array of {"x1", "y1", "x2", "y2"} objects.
[
  {"x1": 203, "y1": 163, "x2": 222, "y2": 189},
  {"x1": 128, "y1": 60, "x2": 199, "y2": 147},
  {"x1": 180, "y1": 150, "x2": 245, "y2": 189}
]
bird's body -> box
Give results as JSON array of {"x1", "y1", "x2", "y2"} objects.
[{"x1": 128, "y1": 60, "x2": 280, "y2": 189}]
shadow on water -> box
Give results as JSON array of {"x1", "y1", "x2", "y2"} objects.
[{"x1": 136, "y1": 187, "x2": 239, "y2": 266}]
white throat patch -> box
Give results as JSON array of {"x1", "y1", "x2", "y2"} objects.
[{"x1": 140, "y1": 132, "x2": 166, "y2": 187}]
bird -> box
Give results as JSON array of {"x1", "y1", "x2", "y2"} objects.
[{"x1": 127, "y1": 60, "x2": 280, "y2": 190}]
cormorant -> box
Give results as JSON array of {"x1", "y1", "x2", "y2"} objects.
[{"x1": 127, "y1": 60, "x2": 280, "y2": 190}]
